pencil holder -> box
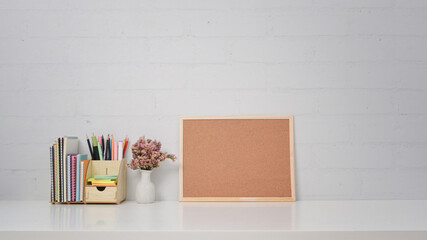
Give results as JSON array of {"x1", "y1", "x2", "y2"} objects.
[{"x1": 84, "y1": 159, "x2": 127, "y2": 204}]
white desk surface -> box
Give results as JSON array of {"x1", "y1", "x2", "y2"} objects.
[{"x1": 1, "y1": 200, "x2": 426, "y2": 239}]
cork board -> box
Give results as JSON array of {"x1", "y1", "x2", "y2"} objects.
[{"x1": 179, "y1": 116, "x2": 295, "y2": 202}]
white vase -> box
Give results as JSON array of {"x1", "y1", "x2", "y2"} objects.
[{"x1": 135, "y1": 170, "x2": 155, "y2": 204}]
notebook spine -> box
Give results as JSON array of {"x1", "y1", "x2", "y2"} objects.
[
  {"x1": 80, "y1": 161, "x2": 84, "y2": 202},
  {"x1": 71, "y1": 155, "x2": 76, "y2": 202},
  {"x1": 59, "y1": 138, "x2": 64, "y2": 202},
  {"x1": 50, "y1": 146, "x2": 54, "y2": 202},
  {"x1": 67, "y1": 154, "x2": 71, "y2": 202},
  {"x1": 63, "y1": 138, "x2": 67, "y2": 202},
  {"x1": 54, "y1": 140, "x2": 59, "y2": 202}
]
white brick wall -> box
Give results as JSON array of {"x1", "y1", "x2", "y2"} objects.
[{"x1": 0, "y1": 0, "x2": 426, "y2": 200}]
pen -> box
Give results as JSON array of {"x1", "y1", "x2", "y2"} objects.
[
  {"x1": 101, "y1": 135, "x2": 105, "y2": 155},
  {"x1": 106, "y1": 135, "x2": 111, "y2": 160},
  {"x1": 86, "y1": 135, "x2": 93, "y2": 159}
]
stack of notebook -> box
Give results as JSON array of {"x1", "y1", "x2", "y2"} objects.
[
  {"x1": 87, "y1": 175, "x2": 118, "y2": 186},
  {"x1": 49, "y1": 136, "x2": 90, "y2": 203}
]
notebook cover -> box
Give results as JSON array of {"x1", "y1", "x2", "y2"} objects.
[
  {"x1": 63, "y1": 136, "x2": 79, "y2": 202},
  {"x1": 81, "y1": 160, "x2": 90, "y2": 201},
  {"x1": 76, "y1": 154, "x2": 80, "y2": 202},
  {"x1": 76, "y1": 154, "x2": 88, "y2": 202}
]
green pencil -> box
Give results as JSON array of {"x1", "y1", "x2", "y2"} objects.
[{"x1": 97, "y1": 139, "x2": 103, "y2": 160}]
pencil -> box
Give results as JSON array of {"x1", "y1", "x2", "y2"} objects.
[
  {"x1": 86, "y1": 135, "x2": 93, "y2": 159},
  {"x1": 123, "y1": 136, "x2": 128, "y2": 158}
]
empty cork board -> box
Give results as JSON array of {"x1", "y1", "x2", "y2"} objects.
[{"x1": 179, "y1": 116, "x2": 295, "y2": 202}]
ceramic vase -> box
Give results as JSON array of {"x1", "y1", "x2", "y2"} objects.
[{"x1": 136, "y1": 170, "x2": 155, "y2": 204}]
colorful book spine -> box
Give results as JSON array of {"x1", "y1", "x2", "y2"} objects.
[
  {"x1": 50, "y1": 146, "x2": 54, "y2": 202},
  {"x1": 59, "y1": 138, "x2": 64, "y2": 202},
  {"x1": 63, "y1": 138, "x2": 68, "y2": 202},
  {"x1": 76, "y1": 155, "x2": 80, "y2": 201},
  {"x1": 54, "y1": 140, "x2": 60, "y2": 202},
  {"x1": 80, "y1": 161, "x2": 84, "y2": 202},
  {"x1": 67, "y1": 154, "x2": 71, "y2": 202},
  {"x1": 71, "y1": 155, "x2": 77, "y2": 202},
  {"x1": 76, "y1": 154, "x2": 88, "y2": 202}
]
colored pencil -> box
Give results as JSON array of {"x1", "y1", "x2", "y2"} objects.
[{"x1": 123, "y1": 136, "x2": 129, "y2": 158}]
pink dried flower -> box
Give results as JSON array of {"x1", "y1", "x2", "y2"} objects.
[{"x1": 127, "y1": 136, "x2": 176, "y2": 171}]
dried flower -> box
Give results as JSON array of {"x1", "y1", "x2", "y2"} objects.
[{"x1": 128, "y1": 136, "x2": 176, "y2": 171}]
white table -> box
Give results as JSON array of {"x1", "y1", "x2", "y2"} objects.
[{"x1": 1, "y1": 200, "x2": 426, "y2": 239}]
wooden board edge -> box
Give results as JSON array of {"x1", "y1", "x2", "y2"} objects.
[
  {"x1": 84, "y1": 201, "x2": 119, "y2": 204},
  {"x1": 179, "y1": 115, "x2": 293, "y2": 120},
  {"x1": 50, "y1": 201, "x2": 85, "y2": 204},
  {"x1": 180, "y1": 197, "x2": 295, "y2": 202},
  {"x1": 289, "y1": 116, "x2": 296, "y2": 201},
  {"x1": 179, "y1": 117, "x2": 184, "y2": 200},
  {"x1": 122, "y1": 159, "x2": 127, "y2": 202},
  {"x1": 116, "y1": 159, "x2": 126, "y2": 203}
]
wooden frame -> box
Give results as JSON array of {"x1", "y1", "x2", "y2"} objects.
[{"x1": 179, "y1": 115, "x2": 295, "y2": 202}]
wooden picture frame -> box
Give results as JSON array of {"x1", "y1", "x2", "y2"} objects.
[{"x1": 179, "y1": 115, "x2": 295, "y2": 202}]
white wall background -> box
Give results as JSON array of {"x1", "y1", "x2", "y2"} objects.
[{"x1": 0, "y1": 0, "x2": 426, "y2": 201}]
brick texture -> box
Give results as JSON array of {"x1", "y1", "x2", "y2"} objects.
[{"x1": 0, "y1": 0, "x2": 426, "y2": 200}]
